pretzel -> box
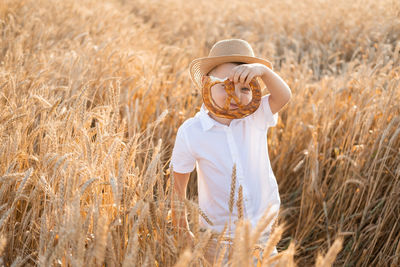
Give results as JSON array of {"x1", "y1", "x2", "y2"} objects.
[{"x1": 202, "y1": 76, "x2": 261, "y2": 119}]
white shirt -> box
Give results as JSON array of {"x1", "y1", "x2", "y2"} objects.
[{"x1": 170, "y1": 94, "x2": 280, "y2": 237}]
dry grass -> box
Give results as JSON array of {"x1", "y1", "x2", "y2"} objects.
[{"x1": 0, "y1": 0, "x2": 399, "y2": 266}]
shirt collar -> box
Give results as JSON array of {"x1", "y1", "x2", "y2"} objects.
[{"x1": 198, "y1": 104, "x2": 217, "y2": 131}]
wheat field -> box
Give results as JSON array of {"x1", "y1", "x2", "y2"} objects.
[{"x1": 0, "y1": 0, "x2": 399, "y2": 266}]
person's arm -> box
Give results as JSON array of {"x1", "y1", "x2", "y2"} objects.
[
  {"x1": 171, "y1": 171, "x2": 191, "y2": 231},
  {"x1": 260, "y1": 68, "x2": 292, "y2": 115},
  {"x1": 229, "y1": 63, "x2": 292, "y2": 115}
]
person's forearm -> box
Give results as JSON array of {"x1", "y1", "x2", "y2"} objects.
[
  {"x1": 171, "y1": 197, "x2": 190, "y2": 230},
  {"x1": 261, "y1": 68, "x2": 292, "y2": 106},
  {"x1": 171, "y1": 174, "x2": 190, "y2": 231}
]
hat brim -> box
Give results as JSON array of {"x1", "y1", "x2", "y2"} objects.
[{"x1": 189, "y1": 55, "x2": 273, "y2": 90}]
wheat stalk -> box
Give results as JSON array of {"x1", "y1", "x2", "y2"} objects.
[
  {"x1": 315, "y1": 237, "x2": 344, "y2": 267},
  {"x1": 237, "y1": 185, "x2": 243, "y2": 220},
  {"x1": 229, "y1": 164, "x2": 237, "y2": 215}
]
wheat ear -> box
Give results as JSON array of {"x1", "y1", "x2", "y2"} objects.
[
  {"x1": 261, "y1": 224, "x2": 284, "y2": 267},
  {"x1": 315, "y1": 237, "x2": 343, "y2": 267}
]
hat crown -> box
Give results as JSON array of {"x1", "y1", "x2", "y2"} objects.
[
  {"x1": 189, "y1": 39, "x2": 272, "y2": 90},
  {"x1": 208, "y1": 39, "x2": 255, "y2": 57}
]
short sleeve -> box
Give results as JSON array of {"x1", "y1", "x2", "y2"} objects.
[
  {"x1": 169, "y1": 126, "x2": 196, "y2": 173},
  {"x1": 250, "y1": 94, "x2": 278, "y2": 130}
]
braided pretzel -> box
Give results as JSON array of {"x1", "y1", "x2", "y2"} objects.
[{"x1": 202, "y1": 76, "x2": 261, "y2": 119}]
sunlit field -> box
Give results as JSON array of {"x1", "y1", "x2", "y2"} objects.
[{"x1": 0, "y1": 0, "x2": 399, "y2": 266}]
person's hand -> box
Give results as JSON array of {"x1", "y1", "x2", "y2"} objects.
[
  {"x1": 228, "y1": 63, "x2": 271, "y2": 86},
  {"x1": 179, "y1": 228, "x2": 195, "y2": 248},
  {"x1": 185, "y1": 230, "x2": 195, "y2": 248},
  {"x1": 173, "y1": 226, "x2": 195, "y2": 248}
]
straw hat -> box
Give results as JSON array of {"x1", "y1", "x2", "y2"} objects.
[{"x1": 189, "y1": 39, "x2": 273, "y2": 90}]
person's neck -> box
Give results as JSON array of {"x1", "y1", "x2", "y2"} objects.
[{"x1": 208, "y1": 113, "x2": 232, "y2": 126}]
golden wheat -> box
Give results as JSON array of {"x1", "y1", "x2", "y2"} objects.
[{"x1": 0, "y1": 0, "x2": 399, "y2": 266}]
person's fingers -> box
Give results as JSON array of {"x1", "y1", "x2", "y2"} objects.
[
  {"x1": 233, "y1": 68, "x2": 243, "y2": 84},
  {"x1": 229, "y1": 66, "x2": 239, "y2": 81},
  {"x1": 235, "y1": 65, "x2": 247, "y2": 83},
  {"x1": 245, "y1": 73, "x2": 255, "y2": 86},
  {"x1": 240, "y1": 69, "x2": 251, "y2": 85}
]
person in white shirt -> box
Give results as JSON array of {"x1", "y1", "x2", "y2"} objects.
[{"x1": 170, "y1": 39, "x2": 292, "y2": 265}]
